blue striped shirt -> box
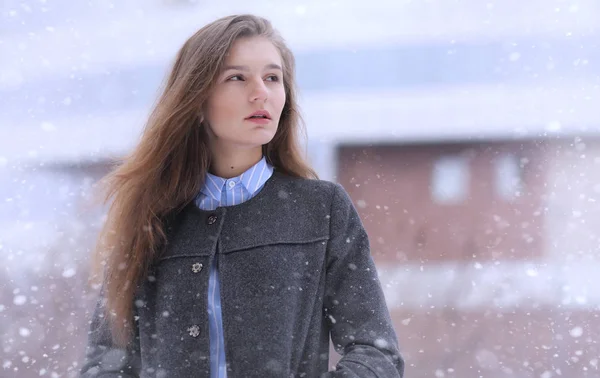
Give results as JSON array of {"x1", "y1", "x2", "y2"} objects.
[{"x1": 195, "y1": 156, "x2": 274, "y2": 378}]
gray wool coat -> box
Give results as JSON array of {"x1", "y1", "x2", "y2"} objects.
[{"x1": 80, "y1": 171, "x2": 404, "y2": 377}]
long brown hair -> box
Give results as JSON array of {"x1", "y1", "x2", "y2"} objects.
[{"x1": 91, "y1": 14, "x2": 318, "y2": 347}]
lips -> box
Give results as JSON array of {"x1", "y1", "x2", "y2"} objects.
[{"x1": 246, "y1": 110, "x2": 271, "y2": 120}]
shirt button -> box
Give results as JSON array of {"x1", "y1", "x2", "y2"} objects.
[
  {"x1": 187, "y1": 325, "x2": 201, "y2": 338},
  {"x1": 191, "y1": 263, "x2": 203, "y2": 273},
  {"x1": 207, "y1": 214, "x2": 217, "y2": 225},
  {"x1": 228, "y1": 180, "x2": 236, "y2": 188}
]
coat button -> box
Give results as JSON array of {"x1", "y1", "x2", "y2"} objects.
[
  {"x1": 192, "y1": 263, "x2": 203, "y2": 273},
  {"x1": 187, "y1": 325, "x2": 201, "y2": 338},
  {"x1": 207, "y1": 214, "x2": 218, "y2": 225}
]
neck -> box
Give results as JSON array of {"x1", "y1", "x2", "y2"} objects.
[{"x1": 209, "y1": 145, "x2": 263, "y2": 179}]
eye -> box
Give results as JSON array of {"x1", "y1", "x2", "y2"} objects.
[
  {"x1": 227, "y1": 74, "x2": 244, "y2": 82},
  {"x1": 265, "y1": 75, "x2": 280, "y2": 82}
]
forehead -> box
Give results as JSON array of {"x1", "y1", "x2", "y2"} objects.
[{"x1": 224, "y1": 37, "x2": 282, "y2": 66}]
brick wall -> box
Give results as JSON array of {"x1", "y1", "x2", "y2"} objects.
[{"x1": 334, "y1": 139, "x2": 600, "y2": 377}]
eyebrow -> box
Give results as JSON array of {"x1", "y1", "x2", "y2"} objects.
[{"x1": 223, "y1": 63, "x2": 282, "y2": 72}]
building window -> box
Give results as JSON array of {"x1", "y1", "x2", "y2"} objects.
[
  {"x1": 495, "y1": 153, "x2": 523, "y2": 200},
  {"x1": 431, "y1": 155, "x2": 470, "y2": 204}
]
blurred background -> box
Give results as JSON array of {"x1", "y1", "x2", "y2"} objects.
[{"x1": 1, "y1": 0, "x2": 600, "y2": 377}]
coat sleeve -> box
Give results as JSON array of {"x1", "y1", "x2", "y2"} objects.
[
  {"x1": 322, "y1": 183, "x2": 404, "y2": 378},
  {"x1": 79, "y1": 289, "x2": 141, "y2": 378}
]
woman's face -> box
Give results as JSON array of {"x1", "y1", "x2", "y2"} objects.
[{"x1": 203, "y1": 36, "x2": 286, "y2": 153}]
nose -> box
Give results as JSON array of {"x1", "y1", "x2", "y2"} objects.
[{"x1": 249, "y1": 79, "x2": 268, "y2": 103}]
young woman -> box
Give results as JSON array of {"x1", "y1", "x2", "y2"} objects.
[{"x1": 80, "y1": 14, "x2": 404, "y2": 378}]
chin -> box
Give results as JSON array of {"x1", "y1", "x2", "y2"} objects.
[
  {"x1": 231, "y1": 135, "x2": 275, "y2": 149},
  {"x1": 249, "y1": 129, "x2": 276, "y2": 144},
  {"x1": 225, "y1": 126, "x2": 276, "y2": 148}
]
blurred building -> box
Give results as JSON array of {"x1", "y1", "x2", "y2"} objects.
[{"x1": 1, "y1": 1, "x2": 600, "y2": 377}]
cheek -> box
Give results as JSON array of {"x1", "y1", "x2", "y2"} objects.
[
  {"x1": 206, "y1": 93, "x2": 239, "y2": 123},
  {"x1": 273, "y1": 88, "x2": 287, "y2": 115}
]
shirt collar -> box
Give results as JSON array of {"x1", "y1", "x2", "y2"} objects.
[{"x1": 200, "y1": 156, "x2": 273, "y2": 201}]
